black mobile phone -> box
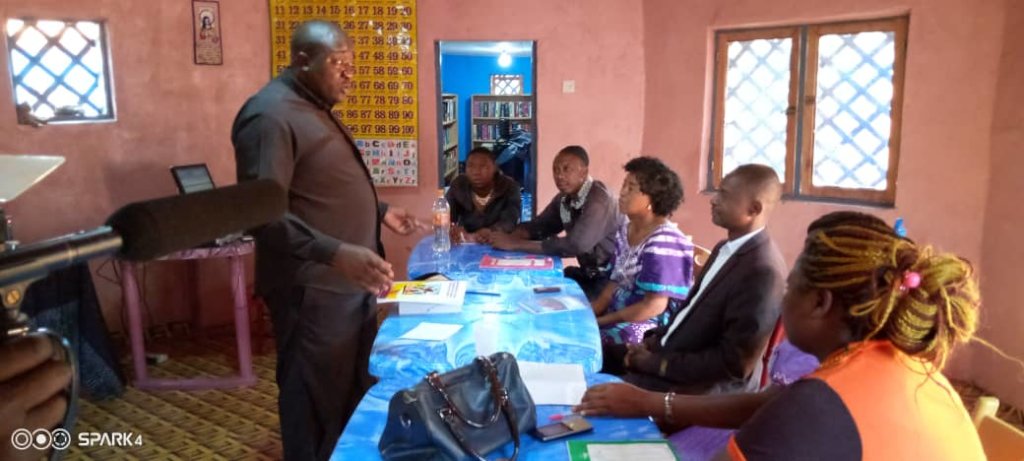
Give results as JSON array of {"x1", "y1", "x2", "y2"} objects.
[
  {"x1": 533, "y1": 286, "x2": 561, "y2": 294},
  {"x1": 532, "y1": 416, "x2": 594, "y2": 442}
]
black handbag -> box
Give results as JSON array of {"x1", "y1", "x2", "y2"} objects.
[{"x1": 379, "y1": 352, "x2": 537, "y2": 461}]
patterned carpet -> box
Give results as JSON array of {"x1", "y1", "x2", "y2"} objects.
[
  {"x1": 65, "y1": 332, "x2": 282, "y2": 460},
  {"x1": 62, "y1": 331, "x2": 1023, "y2": 460}
]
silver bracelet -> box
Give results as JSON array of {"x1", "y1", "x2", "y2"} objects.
[{"x1": 664, "y1": 392, "x2": 675, "y2": 423}]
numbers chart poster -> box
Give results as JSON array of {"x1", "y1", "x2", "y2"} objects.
[{"x1": 270, "y1": 0, "x2": 418, "y2": 187}]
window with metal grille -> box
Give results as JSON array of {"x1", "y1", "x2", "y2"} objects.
[
  {"x1": 710, "y1": 17, "x2": 907, "y2": 205},
  {"x1": 491, "y1": 74, "x2": 523, "y2": 95},
  {"x1": 5, "y1": 18, "x2": 114, "y2": 123}
]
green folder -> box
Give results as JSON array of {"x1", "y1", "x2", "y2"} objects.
[{"x1": 566, "y1": 440, "x2": 681, "y2": 461}]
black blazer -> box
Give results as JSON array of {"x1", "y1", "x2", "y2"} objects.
[{"x1": 625, "y1": 231, "x2": 787, "y2": 394}]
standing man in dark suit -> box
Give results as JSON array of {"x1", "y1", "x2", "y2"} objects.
[
  {"x1": 232, "y1": 21, "x2": 423, "y2": 461},
  {"x1": 602, "y1": 164, "x2": 786, "y2": 395}
]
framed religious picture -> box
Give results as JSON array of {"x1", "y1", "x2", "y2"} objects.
[{"x1": 192, "y1": 0, "x2": 223, "y2": 65}]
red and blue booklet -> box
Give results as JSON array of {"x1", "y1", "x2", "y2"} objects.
[{"x1": 480, "y1": 254, "x2": 554, "y2": 270}]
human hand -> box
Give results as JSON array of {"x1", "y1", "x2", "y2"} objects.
[
  {"x1": 573, "y1": 382, "x2": 655, "y2": 418},
  {"x1": 450, "y1": 226, "x2": 466, "y2": 245},
  {"x1": 0, "y1": 335, "x2": 73, "y2": 461},
  {"x1": 624, "y1": 343, "x2": 653, "y2": 370},
  {"x1": 488, "y1": 231, "x2": 517, "y2": 250},
  {"x1": 332, "y1": 243, "x2": 394, "y2": 293},
  {"x1": 472, "y1": 228, "x2": 493, "y2": 244},
  {"x1": 383, "y1": 207, "x2": 428, "y2": 236}
]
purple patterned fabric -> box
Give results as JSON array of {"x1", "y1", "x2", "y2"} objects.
[
  {"x1": 667, "y1": 340, "x2": 820, "y2": 460},
  {"x1": 599, "y1": 221, "x2": 694, "y2": 345}
]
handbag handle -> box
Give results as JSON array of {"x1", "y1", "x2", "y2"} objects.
[{"x1": 426, "y1": 356, "x2": 521, "y2": 461}]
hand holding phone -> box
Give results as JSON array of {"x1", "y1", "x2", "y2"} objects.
[{"x1": 532, "y1": 416, "x2": 593, "y2": 442}]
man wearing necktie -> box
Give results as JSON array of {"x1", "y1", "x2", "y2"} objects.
[{"x1": 602, "y1": 164, "x2": 787, "y2": 395}]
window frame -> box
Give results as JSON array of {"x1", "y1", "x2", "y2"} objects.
[
  {"x1": 490, "y1": 73, "x2": 524, "y2": 95},
  {"x1": 708, "y1": 16, "x2": 908, "y2": 206},
  {"x1": 4, "y1": 17, "x2": 116, "y2": 124}
]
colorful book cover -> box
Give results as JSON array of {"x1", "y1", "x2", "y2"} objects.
[{"x1": 377, "y1": 281, "x2": 467, "y2": 315}]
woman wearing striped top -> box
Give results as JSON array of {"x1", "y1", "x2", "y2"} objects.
[{"x1": 593, "y1": 157, "x2": 694, "y2": 345}]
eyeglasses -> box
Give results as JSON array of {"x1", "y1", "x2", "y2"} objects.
[{"x1": 325, "y1": 55, "x2": 355, "y2": 72}]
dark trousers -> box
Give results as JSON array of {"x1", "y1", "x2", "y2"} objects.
[
  {"x1": 564, "y1": 266, "x2": 610, "y2": 301},
  {"x1": 265, "y1": 286, "x2": 378, "y2": 461}
]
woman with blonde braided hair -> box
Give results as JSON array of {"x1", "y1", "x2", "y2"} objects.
[
  {"x1": 723, "y1": 210, "x2": 985, "y2": 460},
  {"x1": 576, "y1": 211, "x2": 988, "y2": 460}
]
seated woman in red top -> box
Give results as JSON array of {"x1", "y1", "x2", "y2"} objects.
[{"x1": 576, "y1": 211, "x2": 987, "y2": 460}]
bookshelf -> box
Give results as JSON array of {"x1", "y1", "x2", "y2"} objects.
[
  {"x1": 440, "y1": 93, "x2": 459, "y2": 183},
  {"x1": 470, "y1": 94, "x2": 533, "y2": 150}
]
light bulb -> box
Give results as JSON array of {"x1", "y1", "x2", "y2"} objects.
[{"x1": 498, "y1": 52, "x2": 512, "y2": 68}]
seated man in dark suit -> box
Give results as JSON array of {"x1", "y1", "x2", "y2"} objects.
[{"x1": 602, "y1": 164, "x2": 786, "y2": 395}]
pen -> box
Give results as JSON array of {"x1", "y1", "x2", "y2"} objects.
[{"x1": 467, "y1": 290, "x2": 501, "y2": 297}]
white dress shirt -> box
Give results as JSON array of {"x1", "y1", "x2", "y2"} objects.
[{"x1": 661, "y1": 227, "x2": 765, "y2": 346}]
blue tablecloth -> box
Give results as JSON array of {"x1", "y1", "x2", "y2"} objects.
[
  {"x1": 333, "y1": 374, "x2": 664, "y2": 461},
  {"x1": 335, "y1": 238, "x2": 663, "y2": 460},
  {"x1": 407, "y1": 238, "x2": 565, "y2": 280}
]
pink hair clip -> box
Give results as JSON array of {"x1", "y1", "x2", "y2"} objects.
[{"x1": 900, "y1": 271, "x2": 921, "y2": 292}]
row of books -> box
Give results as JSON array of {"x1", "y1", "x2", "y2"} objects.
[
  {"x1": 441, "y1": 97, "x2": 457, "y2": 124},
  {"x1": 442, "y1": 123, "x2": 458, "y2": 149},
  {"x1": 473, "y1": 101, "x2": 532, "y2": 118},
  {"x1": 474, "y1": 123, "x2": 531, "y2": 141}
]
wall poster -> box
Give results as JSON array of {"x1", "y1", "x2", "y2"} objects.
[{"x1": 269, "y1": 0, "x2": 418, "y2": 186}]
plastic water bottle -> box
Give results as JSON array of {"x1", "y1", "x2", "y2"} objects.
[
  {"x1": 520, "y1": 191, "x2": 532, "y2": 223},
  {"x1": 432, "y1": 189, "x2": 451, "y2": 258}
]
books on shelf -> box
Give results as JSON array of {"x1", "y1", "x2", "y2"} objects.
[
  {"x1": 474, "y1": 122, "x2": 531, "y2": 141},
  {"x1": 480, "y1": 254, "x2": 554, "y2": 270},
  {"x1": 441, "y1": 94, "x2": 457, "y2": 125},
  {"x1": 473, "y1": 100, "x2": 533, "y2": 118},
  {"x1": 377, "y1": 281, "x2": 468, "y2": 315},
  {"x1": 442, "y1": 123, "x2": 458, "y2": 151}
]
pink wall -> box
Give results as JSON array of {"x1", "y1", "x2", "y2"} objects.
[
  {"x1": 0, "y1": 0, "x2": 271, "y2": 330},
  {"x1": 4, "y1": 0, "x2": 1019, "y2": 407},
  {"x1": 640, "y1": 0, "x2": 1007, "y2": 384},
  {"x1": 0, "y1": 0, "x2": 646, "y2": 329},
  {"x1": 975, "y1": 0, "x2": 1024, "y2": 408},
  {"x1": 378, "y1": 0, "x2": 646, "y2": 274}
]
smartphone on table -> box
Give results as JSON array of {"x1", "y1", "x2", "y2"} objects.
[{"x1": 532, "y1": 416, "x2": 594, "y2": 442}]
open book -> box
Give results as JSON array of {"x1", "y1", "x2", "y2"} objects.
[{"x1": 377, "y1": 281, "x2": 468, "y2": 315}]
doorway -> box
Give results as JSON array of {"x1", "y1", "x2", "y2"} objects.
[{"x1": 435, "y1": 40, "x2": 537, "y2": 220}]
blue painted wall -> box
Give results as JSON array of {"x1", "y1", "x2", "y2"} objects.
[{"x1": 440, "y1": 54, "x2": 533, "y2": 162}]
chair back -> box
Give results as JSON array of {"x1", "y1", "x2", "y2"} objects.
[
  {"x1": 759, "y1": 317, "x2": 786, "y2": 389},
  {"x1": 972, "y1": 396, "x2": 1024, "y2": 461},
  {"x1": 692, "y1": 244, "x2": 712, "y2": 279}
]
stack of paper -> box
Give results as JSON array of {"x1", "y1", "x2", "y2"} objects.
[
  {"x1": 399, "y1": 322, "x2": 463, "y2": 341},
  {"x1": 567, "y1": 441, "x2": 680, "y2": 461},
  {"x1": 377, "y1": 281, "x2": 468, "y2": 315},
  {"x1": 517, "y1": 361, "x2": 587, "y2": 406}
]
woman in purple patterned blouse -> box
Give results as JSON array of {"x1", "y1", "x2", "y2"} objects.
[{"x1": 593, "y1": 157, "x2": 694, "y2": 345}]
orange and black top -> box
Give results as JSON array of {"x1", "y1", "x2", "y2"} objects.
[{"x1": 727, "y1": 340, "x2": 984, "y2": 460}]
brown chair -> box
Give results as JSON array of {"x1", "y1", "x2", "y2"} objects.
[
  {"x1": 692, "y1": 244, "x2": 712, "y2": 280},
  {"x1": 972, "y1": 396, "x2": 1024, "y2": 461}
]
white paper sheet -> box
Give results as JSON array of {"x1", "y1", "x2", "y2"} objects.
[
  {"x1": 586, "y1": 443, "x2": 677, "y2": 461},
  {"x1": 517, "y1": 361, "x2": 587, "y2": 405},
  {"x1": 398, "y1": 303, "x2": 462, "y2": 315},
  {"x1": 399, "y1": 322, "x2": 463, "y2": 341}
]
